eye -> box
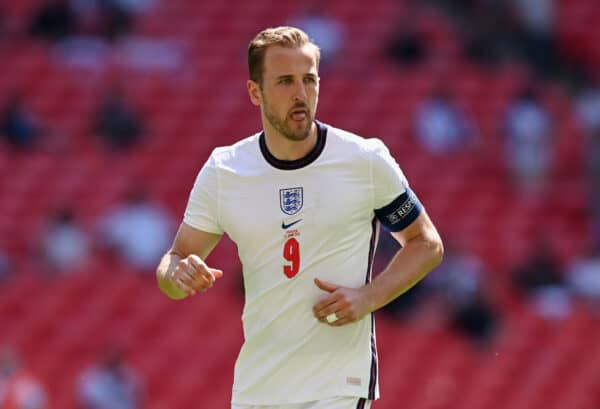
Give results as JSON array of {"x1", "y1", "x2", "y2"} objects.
[
  {"x1": 304, "y1": 76, "x2": 317, "y2": 84},
  {"x1": 278, "y1": 78, "x2": 293, "y2": 85}
]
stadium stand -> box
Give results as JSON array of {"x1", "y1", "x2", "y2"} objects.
[{"x1": 0, "y1": 0, "x2": 598, "y2": 408}]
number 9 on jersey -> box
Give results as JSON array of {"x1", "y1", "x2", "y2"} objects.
[{"x1": 283, "y1": 238, "x2": 300, "y2": 278}]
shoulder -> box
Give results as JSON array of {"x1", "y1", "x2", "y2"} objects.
[
  {"x1": 325, "y1": 123, "x2": 391, "y2": 158},
  {"x1": 324, "y1": 125, "x2": 404, "y2": 186},
  {"x1": 207, "y1": 132, "x2": 261, "y2": 169}
]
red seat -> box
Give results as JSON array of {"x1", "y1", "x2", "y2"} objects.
[{"x1": 0, "y1": 1, "x2": 595, "y2": 408}]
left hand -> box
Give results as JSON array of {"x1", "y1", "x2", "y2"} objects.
[{"x1": 312, "y1": 278, "x2": 372, "y2": 326}]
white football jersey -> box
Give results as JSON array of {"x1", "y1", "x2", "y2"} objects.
[{"x1": 183, "y1": 122, "x2": 423, "y2": 405}]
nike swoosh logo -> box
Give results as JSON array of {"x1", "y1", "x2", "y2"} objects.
[{"x1": 281, "y1": 219, "x2": 302, "y2": 229}]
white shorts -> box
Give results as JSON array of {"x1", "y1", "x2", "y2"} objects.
[{"x1": 232, "y1": 397, "x2": 372, "y2": 409}]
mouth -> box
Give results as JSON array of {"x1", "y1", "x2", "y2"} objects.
[{"x1": 289, "y1": 107, "x2": 309, "y2": 121}]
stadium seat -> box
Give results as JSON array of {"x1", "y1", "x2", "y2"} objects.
[{"x1": 0, "y1": 0, "x2": 596, "y2": 408}]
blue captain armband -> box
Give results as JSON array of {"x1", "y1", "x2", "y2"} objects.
[{"x1": 374, "y1": 188, "x2": 423, "y2": 232}]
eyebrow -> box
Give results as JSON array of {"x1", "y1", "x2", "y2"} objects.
[
  {"x1": 275, "y1": 73, "x2": 318, "y2": 81},
  {"x1": 276, "y1": 75, "x2": 294, "y2": 81}
]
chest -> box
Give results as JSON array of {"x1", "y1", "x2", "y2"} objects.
[{"x1": 217, "y1": 165, "x2": 373, "y2": 241}]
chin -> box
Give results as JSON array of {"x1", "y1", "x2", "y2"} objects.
[
  {"x1": 290, "y1": 121, "x2": 312, "y2": 138},
  {"x1": 291, "y1": 126, "x2": 311, "y2": 140}
]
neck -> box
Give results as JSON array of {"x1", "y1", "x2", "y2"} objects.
[{"x1": 263, "y1": 121, "x2": 318, "y2": 161}]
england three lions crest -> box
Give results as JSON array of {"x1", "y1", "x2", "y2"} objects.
[{"x1": 280, "y1": 187, "x2": 303, "y2": 215}]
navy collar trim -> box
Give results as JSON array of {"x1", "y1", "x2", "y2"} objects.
[{"x1": 259, "y1": 121, "x2": 327, "y2": 170}]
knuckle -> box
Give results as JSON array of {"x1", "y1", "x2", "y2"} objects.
[{"x1": 190, "y1": 255, "x2": 205, "y2": 268}]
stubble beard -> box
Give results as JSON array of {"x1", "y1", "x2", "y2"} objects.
[{"x1": 262, "y1": 98, "x2": 313, "y2": 142}]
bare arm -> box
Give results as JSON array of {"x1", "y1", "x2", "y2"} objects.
[
  {"x1": 156, "y1": 222, "x2": 223, "y2": 300},
  {"x1": 313, "y1": 211, "x2": 443, "y2": 325},
  {"x1": 363, "y1": 210, "x2": 443, "y2": 311}
]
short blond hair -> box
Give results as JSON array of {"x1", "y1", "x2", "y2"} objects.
[{"x1": 248, "y1": 26, "x2": 320, "y2": 86}]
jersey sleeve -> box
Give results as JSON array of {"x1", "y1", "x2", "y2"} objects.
[
  {"x1": 370, "y1": 139, "x2": 423, "y2": 232},
  {"x1": 183, "y1": 154, "x2": 224, "y2": 234}
]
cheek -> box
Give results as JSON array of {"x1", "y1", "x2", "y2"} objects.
[
  {"x1": 263, "y1": 96, "x2": 286, "y2": 119},
  {"x1": 264, "y1": 89, "x2": 284, "y2": 106},
  {"x1": 310, "y1": 88, "x2": 319, "y2": 107}
]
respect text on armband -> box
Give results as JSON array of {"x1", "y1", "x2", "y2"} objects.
[{"x1": 386, "y1": 195, "x2": 416, "y2": 225}]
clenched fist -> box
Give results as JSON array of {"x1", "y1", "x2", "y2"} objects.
[{"x1": 169, "y1": 255, "x2": 223, "y2": 296}]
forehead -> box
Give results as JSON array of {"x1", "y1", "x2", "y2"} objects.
[{"x1": 262, "y1": 45, "x2": 318, "y2": 78}]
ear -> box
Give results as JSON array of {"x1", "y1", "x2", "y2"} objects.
[{"x1": 247, "y1": 80, "x2": 262, "y2": 107}]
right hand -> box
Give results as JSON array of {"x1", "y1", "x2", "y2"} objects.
[{"x1": 169, "y1": 255, "x2": 223, "y2": 296}]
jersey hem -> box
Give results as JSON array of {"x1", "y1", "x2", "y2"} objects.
[{"x1": 231, "y1": 392, "x2": 376, "y2": 406}]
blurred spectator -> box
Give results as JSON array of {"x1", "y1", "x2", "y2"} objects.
[
  {"x1": 512, "y1": 239, "x2": 571, "y2": 320},
  {"x1": 451, "y1": 291, "x2": 497, "y2": 347},
  {"x1": 503, "y1": 84, "x2": 553, "y2": 192},
  {"x1": 67, "y1": 0, "x2": 158, "y2": 56},
  {"x1": 289, "y1": 2, "x2": 345, "y2": 68},
  {"x1": 385, "y1": 5, "x2": 428, "y2": 66},
  {"x1": 566, "y1": 243, "x2": 600, "y2": 313},
  {"x1": 438, "y1": 0, "x2": 564, "y2": 77},
  {"x1": 1, "y1": 94, "x2": 43, "y2": 150},
  {"x1": 112, "y1": 0, "x2": 154, "y2": 15},
  {"x1": 94, "y1": 85, "x2": 143, "y2": 151},
  {"x1": 460, "y1": 1, "x2": 516, "y2": 65},
  {"x1": 53, "y1": 0, "x2": 154, "y2": 69},
  {"x1": 415, "y1": 86, "x2": 477, "y2": 154},
  {"x1": 426, "y1": 240, "x2": 484, "y2": 303},
  {"x1": 100, "y1": 0, "x2": 154, "y2": 41},
  {"x1": 426, "y1": 240, "x2": 498, "y2": 345},
  {"x1": 98, "y1": 185, "x2": 174, "y2": 272},
  {"x1": 434, "y1": 0, "x2": 520, "y2": 65},
  {"x1": 39, "y1": 207, "x2": 91, "y2": 275},
  {"x1": 78, "y1": 346, "x2": 143, "y2": 409},
  {"x1": 29, "y1": 0, "x2": 77, "y2": 42},
  {"x1": 511, "y1": 0, "x2": 561, "y2": 78},
  {"x1": 96, "y1": 1, "x2": 135, "y2": 42},
  {"x1": 0, "y1": 347, "x2": 47, "y2": 409},
  {"x1": 385, "y1": 28, "x2": 427, "y2": 66},
  {"x1": 512, "y1": 0, "x2": 553, "y2": 38}
]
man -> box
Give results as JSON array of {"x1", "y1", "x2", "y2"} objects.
[{"x1": 156, "y1": 26, "x2": 443, "y2": 409}]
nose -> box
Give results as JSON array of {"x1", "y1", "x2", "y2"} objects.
[{"x1": 293, "y1": 81, "x2": 307, "y2": 102}]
